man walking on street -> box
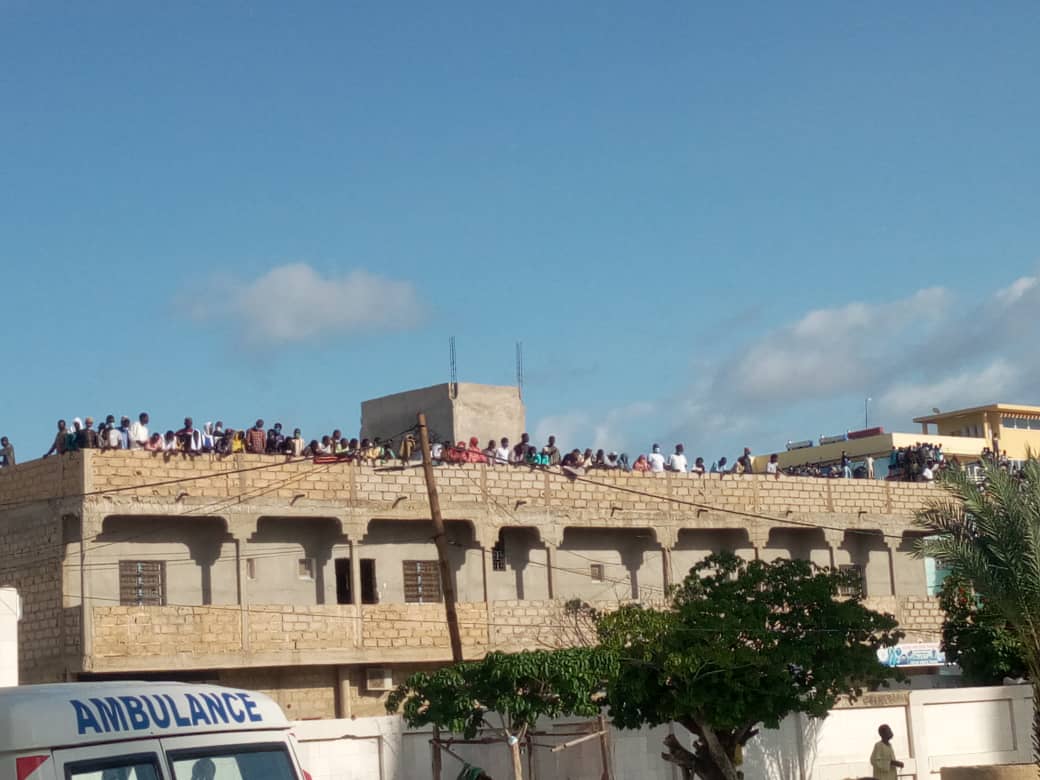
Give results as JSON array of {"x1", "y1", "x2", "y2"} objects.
[{"x1": 870, "y1": 724, "x2": 903, "y2": 779}]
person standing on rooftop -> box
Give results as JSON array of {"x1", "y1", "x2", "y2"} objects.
[
  {"x1": 495, "y1": 437, "x2": 511, "y2": 466},
  {"x1": 647, "y1": 443, "x2": 666, "y2": 473},
  {"x1": 44, "y1": 419, "x2": 68, "y2": 457},
  {"x1": 666, "y1": 443, "x2": 687, "y2": 472},
  {"x1": 542, "y1": 435, "x2": 560, "y2": 466},
  {"x1": 246, "y1": 419, "x2": 267, "y2": 454},
  {"x1": 130, "y1": 413, "x2": 149, "y2": 450},
  {"x1": 0, "y1": 437, "x2": 15, "y2": 467},
  {"x1": 76, "y1": 418, "x2": 99, "y2": 449}
]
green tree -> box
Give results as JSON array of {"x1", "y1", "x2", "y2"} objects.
[
  {"x1": 385, "y1": 648, "x2": 616, "y2": 780},
  {"x1": 937, "y1": 571, "x2": 1027, "y2": 684},
  {"x1": 596, "y1": 552, "x2": 901, "y2": 780},
  {"x1": 916, "y1": 459, "x2": 1040, "y2": 759}
]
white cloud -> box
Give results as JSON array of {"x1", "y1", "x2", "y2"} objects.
[
  {"x1": 183, "y1": 263, "x2": 423, "y2": 345},
  {"x1": 877, "y1": 359, "x2": 1022, "y2": 421},
  {"x1": 530, "y1": 271, "x2": 1040, "y2": 457},
  {"x1": 714, "y1": 287, "x2": 950, "y2": 403},
  {"x1": 533, "y1": 401, "x2": 656, "y2": 453},
  {"x1": 996, "y1": 275, "x2": 1038, "y2": 305}
]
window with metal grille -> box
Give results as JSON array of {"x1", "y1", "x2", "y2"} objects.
[
  {"x1": 119, "y1": 560, "x2": 165, "y2": 606},
  {"x1": 491, "y1": 541, "x2": 506, "y2": 572},
  {"x1": 402, "y1": 560, "x2": 442, "y2": 603},
  {"x1": 838, "y1": 564, "x2": 864, "y2": 597},
  {"x1": 589, "y1": 564, "x2": 605, "y2": 582}
]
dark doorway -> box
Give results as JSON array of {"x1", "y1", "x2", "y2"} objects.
[
  {"x1": 335, "y1": 558, "x2": 352, "y2": 604},
  {"x1": 360, "y1": 558, "x2": 378, "y2": 604}
]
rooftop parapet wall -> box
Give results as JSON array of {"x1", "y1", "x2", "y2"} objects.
[
  {"x1": 0, "y1": 451, "x2": 86, "y2": 508},
  {"x1": 2, "y1": 450, "x2": 942, "y2": 541}
]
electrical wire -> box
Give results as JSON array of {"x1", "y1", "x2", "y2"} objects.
[{"x1": 66, "y1": 590, "x2": 896, "y2": 635}]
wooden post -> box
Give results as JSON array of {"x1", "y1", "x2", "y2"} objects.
[
  {"x1": 546, "y1": 544, "x2": 557, "y2": 599},
  {"x1": 432, "y1": 726, "x2": 442, "y2": 780},
  {"x1": 661, "y1": 546, "x2": 672, "y2": 593},
  {"x1": 417, "y1": 412, "x2": 465, "y2": 663},
  {"x1": 598, "y1": 715, "x2": 612, "y2": 780}
]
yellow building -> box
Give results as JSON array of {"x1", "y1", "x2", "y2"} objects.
[
  {"x1": 760, "y1": 402, "x2": 1040, "y2": 477},
  {"x1": 913, "y1": 402, "x2": 1040, "y2": 461}
]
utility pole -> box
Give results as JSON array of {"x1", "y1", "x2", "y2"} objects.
[{"x1": 416, "y1": 412, "x2": 464, "y2": 663}]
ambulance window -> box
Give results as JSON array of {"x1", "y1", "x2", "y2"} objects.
[
  {"x1": 65, "y1": 755, "x2": 160, "y2": 780},
  {"x1": 169, "y1": 746, "x2": 295, "y2": 780}
]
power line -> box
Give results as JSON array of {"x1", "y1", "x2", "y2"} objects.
[
  {"x1": 0, "y1": 423, "x2": 422, "y2": 515},
  {"x1": 0, "y1": 460, "x2": 923, "y2": 578},
  {"x1": 68, "y1": 590, "x2": 896, "y2": 636}
]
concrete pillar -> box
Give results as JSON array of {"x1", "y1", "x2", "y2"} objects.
[
  {"x1": 658, "y1": 528, "x2": 678, "y2": 594},
  {"x1": 336, "y1": 666, "x2": 353, "y2": 719},
  {"x1": 823, "y1": 529, "x2": 845, "y2": 570},
  {"x1": 480, "y1": 545, "x2": 490, "y2": 603},
  {"x1": 349, "y1": 540, "x2": 361, "y2": 606},
  {"x1": 749, "y1": 524, "x2": 770, "y2": 561},
  {"x1": 235, "y1": 538, "x2": 250, "y2": 652},
  {"x1": 229, "y1": 515, "x2": 260, "y2": 653},
  {"x1": 79, "y1": 508, "x2": 105, "y2": 669},
  {"x1": 886, "y1": 539, "x2": 900, "y2": 597}
]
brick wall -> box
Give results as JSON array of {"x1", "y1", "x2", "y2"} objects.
[
  {"x1": 76, "y1": 450, "x2": 937, "y2": 523},
  {"x1": 219, "y1": 665, "x2": 338, "y2": 720},
  {"x1": 0, "y1": 451, "x2": 949, "y2": 686},
  {"x1": 864, "y1": 595, "x2": 944, "y2": 639},
  {"x1": 0, "y1": 503, "x2": 68, "y2": 682},
  {"x1": 0, "y1": 451, "x2": 84, "y2": 507}
]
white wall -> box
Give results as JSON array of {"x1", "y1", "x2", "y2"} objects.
[
  {"x1": 0, "y1": 588, "x2": 20, "y2": 686},
  {"x1": 292, "y1": 684, "x2": 1036, "y2": 780}
]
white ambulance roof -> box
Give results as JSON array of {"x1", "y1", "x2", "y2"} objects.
[{"x1": 0, "y1": 682, "x2": 290, "y2": 751}]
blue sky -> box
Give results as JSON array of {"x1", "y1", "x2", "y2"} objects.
[{"x1": 2, "y1": 2, "x2": 1039, "y2": 460}]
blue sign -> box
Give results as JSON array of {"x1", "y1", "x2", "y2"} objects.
[{"x1": 878, "y1": 643, "x2": 946, "y2": 668}]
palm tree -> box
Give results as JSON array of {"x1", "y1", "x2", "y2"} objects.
[{"x1": 915, "y1": 458, "x2": 1040, "y2": 762}]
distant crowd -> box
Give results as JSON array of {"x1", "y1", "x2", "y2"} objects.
[
  {"x1": 0, "y1": 415, "x2": 1003, "y2": 485},
  {"x1": 35, "y1": 414, "x2": 402, "y2": 462},
  {"x1": 11, "y1": 415, "x2": 768, "y2": 478}
]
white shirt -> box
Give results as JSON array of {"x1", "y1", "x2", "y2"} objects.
[
  {"x1": 921, "y1": 466, "x2": 934, "y2": 481},
  {"x1": 647, "y1": 452, "x2": 666, "y2": 472},
  {"x1": 129, "y1": 422, "x2": 148, "y2": 449},
  {"x1": 495, "y1": 446, "x2": 511, "y2": 464},
  {"x1": 666, "y1": 453, "x2": 687, "y2": 472},
  {"x1": 766, "y1": 461, "x2": 779, "y2": 475}
]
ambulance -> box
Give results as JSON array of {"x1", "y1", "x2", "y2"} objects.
[{"x1": 0, "y1": 682, "x2": 311, "y2": 780}]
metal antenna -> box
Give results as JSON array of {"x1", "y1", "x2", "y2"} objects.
[
  {"x1": 515, "y1": 341, "x2": 524, "y2": 399},
  {"x1": 449, "y1": 336, "x2": 458, "y2": 398}
]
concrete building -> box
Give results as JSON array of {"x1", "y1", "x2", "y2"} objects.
[
  {"x1": 360, "y1": 383, "x2": 525, "y2": 451},
  {"x1": 0, "y1": 449, "x2": 944, "y2": 719},
  {"x1": 913, "y1": 402, "x2": 1040, "y2": 460},
  {"x1": 759, "y1": 401, "x2": 1040, "y2": 476}
]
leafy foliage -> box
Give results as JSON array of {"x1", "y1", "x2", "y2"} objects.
[
  {"x1": 386, "y1": 647, "x2": 615, "y2": 739},
  {"x1": 596, "y1": 552, "x2": 902, "y2": 780},
  {"x1": 916, "y1": 460, "x2": 1040, "y2": 659},
  {"x1": 915, "y1": 458, "x2": 1040, "y2": 763},
  {"x1": 937, "y1": 572, "x2": 1027, "y2": 684}
]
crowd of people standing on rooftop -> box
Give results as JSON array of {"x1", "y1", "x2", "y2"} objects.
[
  {"x1": 34, "y1": 414, "x2": 407, "y2": 463},
  {"x1": 0, "y1": 413, "x2": 1006, "y2": 486}
]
